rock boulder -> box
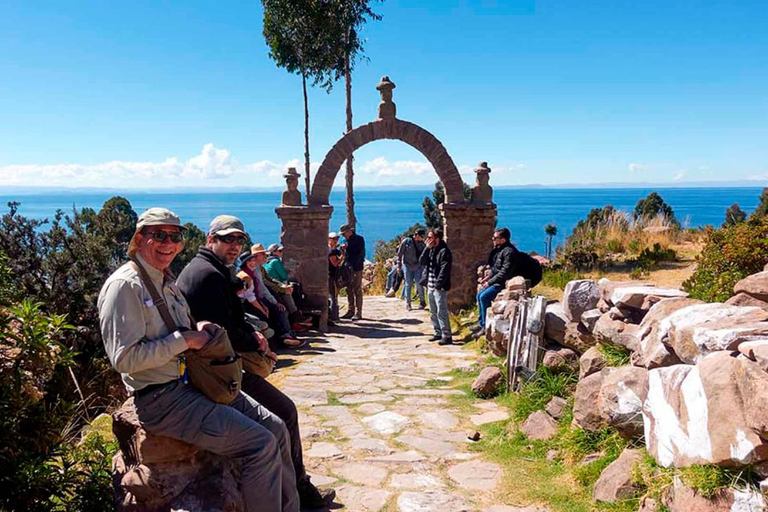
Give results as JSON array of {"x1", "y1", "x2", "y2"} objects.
[
  {"x1": 610, "y1": 286, "x2": 688, "y2": 310},
  {"x1": 562, "y1": 321, "x2": 596, "y2": 354},
  {"x1": 659, "y1": 303, "x2": 768, "y2": 364},
  {"x1": 726, "y1": 292, "x2": 768, "y2": 311},
  {"x1": 520, "y1": 410, "x2": 558, "y2": 441},
  {"x1": 544, "y1": 303, "x2": 568, "y2": 345},
  {"x1": 562, "y1": 280, "x2": 600, "y2": 322},
  {"x1": 598, "y1": 366, "x2": 648, "y2": 439},
  {"x1": 734, "y1": 271, "x2": 768, "y2": 302},
  {"x1": 643, "y1": 352, "x2": 768, "y2": 468},
  {"x1": 592, "y1": 448, "x2": 643, "y2": 503},
  {"x1": 579, "y1": 346, "x2": 607, "y2": 379},
  {"x1": 471, "y1": 367, "x2": 504, "y2": 396},
  {"x1": 592, "y1": 315, "x2": 639, "y2": 352},
  {"x1": 572, "y1": 372, "x2": 606, "y2": 431},
  {"x1": 541, "y1": 347, "x2": 579, "y2": 373}
]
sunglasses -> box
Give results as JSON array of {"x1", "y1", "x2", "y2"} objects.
[
  {"x1": 148, "y1": 230, "x2": 184, "y2": 243},
  {"x1": 217, "y1": 234, "x2": 247, "y2": 245}
]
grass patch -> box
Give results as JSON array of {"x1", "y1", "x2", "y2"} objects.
[
  {"x1": 512, "y1": 367, "x2": 578, "y2": 422},
  {"x1": 598, "y1": 343, "x2": 631, "y2": 367},
  {"x1": 541, "y1": 268, "x2": 585, "y2": 290},
  {"x1": 326, "y1": 391, "x2": 342, "y2": 406}
]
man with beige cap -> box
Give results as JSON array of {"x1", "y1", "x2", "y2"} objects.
[{"x1": 98, "y1": 208, "x2": 299, "y2": 512}]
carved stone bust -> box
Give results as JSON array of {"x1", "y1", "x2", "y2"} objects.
[
  {"x1": 376, "y1": 76, "x2": 397, "y2": 120},
  {"x1": 281, "y1": 167, "x2": 303, "y2": 206},
  {"x1": 471, "y1": 162, "x2": 493, "y2": 204}
]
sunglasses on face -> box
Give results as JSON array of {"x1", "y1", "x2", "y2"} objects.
[
  {"x1": 217, "y1": 234, "x2": 247, "y2": 245},
  {"x1": 148, "y1": 230, "x2": 184, "y2": 243}
]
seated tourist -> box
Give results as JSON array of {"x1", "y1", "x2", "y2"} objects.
[
  {"x1": 384, "y1": 257, "x2": 403, "y2": 298},
  {"x1": 98, "y1": 208, "x2": 299, "y2": 512},
  {"x1": 177, "y1": 215, "x2": 333, "y2": 509},
  {"x1": 235, "y1": 272, "x2": 275, "y2": 340},
  {"x1": 263, "y1": 243, "x2": 311, "y2": 328},
  {"x1": 239, "y1": 245, "x2": 303, "y2": 348}
]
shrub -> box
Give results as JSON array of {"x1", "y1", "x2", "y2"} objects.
[
  {"x1": 633, "y1": 192, "x2": 678, "y2": 227},
  {"x1": 723, "y1": 203, "x2": 746, "y2": 228},
  {"x1": 540, "y1": 267, "x2": 584, "y2": 290},
  {"x1": 635, "y1": 243, "x2": 677, "y2": 270},
  {"x1": 683, "y1": 218, "x2": 768, "y2": 302}
]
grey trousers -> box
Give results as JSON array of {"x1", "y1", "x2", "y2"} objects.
[
  {"x1": 346, "y1": 270, "x2": 363, "y2": 316},
  {"x1": 428, "y1": 287, "x2": 451, "y2": 341},
  {"x1": 135, "y1": 381, "x2": 299, "y2": 512}
]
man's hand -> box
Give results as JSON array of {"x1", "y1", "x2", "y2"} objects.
[
  {"x1": 196, "y1": 321, "x2": 220, "y2": 337},
  {"x1": 264, "y1": 348, "x2": 278, "y2": 364},
  {"x1": 183, "y1": 330, "x2": 211, "y2": 350},
  {"x1": 253, "y1": 331, "x2": 269, "y2": 353},
  {"x1": 277, "y1": 303, "x2": 286, "y2": 312}
]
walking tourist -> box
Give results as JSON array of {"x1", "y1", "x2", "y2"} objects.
[
  {"x1": 339, "y1": 223, "x2": 365, "y2": 320},
  {"x1": 98, "y1": 208, "x2": 299, "y2": 512},
  {"x1": 328, "y1": 232, "x2": 343, "y2": 324},
  {"x1": 397, "y1": 228, "x2": 427, "y2": 310},
  {"x1": 419, "y1": 227, "x2": 453, "y2": 345},
  {"x1": 472, "y1": 227, "x2": 542, "y2": 337},
  {"x1": 177, "y1": 214, "x2": 334, "y2": 510}
]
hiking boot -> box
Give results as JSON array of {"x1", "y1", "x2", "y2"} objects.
[
  {"x1": 406, "y1": 303, "x2": 412, "y2": 311},
  {"x1": 469, "y1": 323, "x2": 484, "y2": 333},
  {"x1": 297, "y1": 475, "x2": 335, "y2": 509},
  {"x1": 428, "y1": 334, "x2": 441, "y2": 342},
  {"x1": 418, "y1": 303, "x2": 426, "y2": 310},
  {"x1": 438, "y1": 338, "x2": 453, "y2": 346},
  {"x1": 340, "y1": 311, "x2": 355, "y2": 319},
  {"x1": 351, "y1": 314, "x2": 362, "y2": 321}
]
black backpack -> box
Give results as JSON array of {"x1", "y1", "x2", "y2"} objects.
[{"x1": 518, "y1": 252, "x2": 543, "y2": 288}]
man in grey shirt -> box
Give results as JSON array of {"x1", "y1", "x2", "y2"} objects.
[{"x1": 98, "y1": 207, "x2": 298, "y2": 512}]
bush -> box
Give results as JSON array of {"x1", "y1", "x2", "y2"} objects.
[
  {"x1": 539, "y1": 267, "x2": 584, "y2": 290},
  {"x1": 683, "y1": 218, "x2": 768, "y2": 302},
  {"x1": 633, "y1": 192, "x2": 678, "y2": 227}
]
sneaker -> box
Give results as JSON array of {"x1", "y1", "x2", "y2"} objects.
[
  {"x1": 428, "y1": 334, "x2": 441, "y2": 342},
  {"x1": 469, "y1": 323, "x2": 484, "y2": 333},
  {"x1": 297, "y1": 475, "x2": 335, "y2": 509},
  {"x1": 472, "y1": 331, "x2": 484, "y2": 340},
  {"x1": 385, "y1": 289, "x2": 395, "y2": 298},
  {"x1": 292, "y1": 323, "x2": 310, "y2": 332},
  {"x1": 418, "y1": 303, "x2": 427, "y2": 310},
  {"x1": 438, "y1": 338, "x2": 453, "y2": 345},
  {"x1": 351, "y1": 314, "x2": 362, "y2": 321},
  {"x1": 340, "y1": 311, "x2": 355, "y2": 319},
  {"x1": 406, "y1": 304, "x2": 412, "y2": 311}
]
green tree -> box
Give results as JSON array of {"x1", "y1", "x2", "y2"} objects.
[
  {"x1": 544, "y1": 223, "x2": 558, "y2": 260},
  {"x1": 750, "y1": 188, "x2": 768, "y2": 220},
  {"x1": 633, "y1": 192, "x2": 678, "y2": 226},
  {"x1": 262, "y1": 0, "x2": 342, "y2": 197},
  {"x1": 723, "y1": 203, "x2": 746, "y2": 228},
  {"x1": 324, "y1": 0, "x2": 382, "y2": 225},
  {"x1": 171, "y1": 222, "x2": 207, "y2": 275},
  {"x1": 422, "y1": 181, "x2": 472, "y2": 229}
]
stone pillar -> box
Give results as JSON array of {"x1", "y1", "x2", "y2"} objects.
[
  {"x1": 275, "y1": 205, "x2": 333, "y2": 330},
  {"x1": 441, "y1": 203, "x2": 497, "y2": 309}
]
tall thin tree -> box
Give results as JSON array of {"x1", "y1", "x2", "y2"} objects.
[
  {"x1": 262, "y1": 0, "x2": 340, "y2": 197},
  {"x1": 544, "y1": 223, "x2": 558, "y2": 260},
  {"x1": 326, "y1": 0, "x2": 382, "y2": 224}
]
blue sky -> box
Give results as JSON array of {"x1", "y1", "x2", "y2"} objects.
[{"x1": 1, "y1": 0, "x2": 766, "y2": 189}]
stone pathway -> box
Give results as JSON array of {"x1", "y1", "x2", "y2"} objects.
[{"x1": 272, "y1": 296, "x2": 522, "y2": 512}]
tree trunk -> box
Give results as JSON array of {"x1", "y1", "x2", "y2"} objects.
[
  {"x1": 344, "y1": 48, "x2": 356, "y2": 226},
  {"x1": 302, "y1": 71, "x2": 311, "y2": 199}
]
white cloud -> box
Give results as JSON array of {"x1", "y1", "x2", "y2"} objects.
[
  {"x1": 628, "y1": 162, "x2": 650, "y2": 172},
  {"x1": 360, "y1": 157, "x2": 432, "y2": 177},
  {"x1": 673, "y1": 170, "x2": 686, "y2": 182}
]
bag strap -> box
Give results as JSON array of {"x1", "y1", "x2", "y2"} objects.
[{"x1": 130, "y1": 258, "x2": 179, "y2": 333}]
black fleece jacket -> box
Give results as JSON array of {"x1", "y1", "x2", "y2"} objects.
[
  {"x1": 485, "y1": 242, "x2": 521, "y2": 288},
  {"x1": 419, "y1": 240, "x2": 452, "y2": 291},
  {"x1": 176, "y1": 247, "x2": 256, "y2": 353}
]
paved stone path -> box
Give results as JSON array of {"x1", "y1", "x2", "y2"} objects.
[{"x1": 271, "y1": 296, "x2": 527, "y2": 512}]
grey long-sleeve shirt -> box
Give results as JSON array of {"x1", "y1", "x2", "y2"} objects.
[{"x1": 97, "y1": 254, "x2": 191, "y2": 393}]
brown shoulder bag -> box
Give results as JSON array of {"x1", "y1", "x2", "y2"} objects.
[{"x1": 132, "y1": 260, "x2": 243, "y2": 404}]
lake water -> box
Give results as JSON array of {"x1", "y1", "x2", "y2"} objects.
[{"x1": 1, "y1": 187, "x2": 762, "y2": 254}]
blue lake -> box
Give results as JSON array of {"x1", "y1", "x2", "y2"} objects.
[{"x1": 1, "y1": 187, "x2": 762, "y2": 254}]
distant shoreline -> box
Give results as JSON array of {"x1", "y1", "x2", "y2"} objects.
[{"x1": 1, "y1": 181, "x2": 765, "y2": 195}]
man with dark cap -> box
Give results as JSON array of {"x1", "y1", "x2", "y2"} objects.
[
  {"x1": 99, "y1": 208, "x2": 299, "y2": 512},
  {"x1": 396, "y1": 227, "x2": 427, "y2": 311},
  {"x1": 339, "y1": 223, "x2": 365, "y2": 321},
  {"x1": 177, "y1": 215, "x2": 334, "y2": 509}
]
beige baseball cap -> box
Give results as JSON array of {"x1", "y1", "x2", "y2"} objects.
[
  {"x1": 129, "y1": 207, "x2": 185, "y2": 257},
  {"x1": 209, "y1": 215, "x2": 245, "y2": 236}
]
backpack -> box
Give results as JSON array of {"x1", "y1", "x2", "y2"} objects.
[
  {"x1": 337, "y1": 261, "x2": 356, "y2": 289},
  {"x1": 132, "y1": 260, "x2": 242, "y2": 404},
  {"x1": 518, "y1": 252, "x2": 543, "y2": 288}
]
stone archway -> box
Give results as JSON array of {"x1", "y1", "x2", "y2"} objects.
[{"x1": 276, "y1": 77, "x2": 497, "y2": 330}]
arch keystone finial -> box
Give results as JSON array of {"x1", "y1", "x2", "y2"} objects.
[{"x1": 376, "y1": 76, "x2": 397, "y2": 120}]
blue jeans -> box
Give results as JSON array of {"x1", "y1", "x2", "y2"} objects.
[
  {"x1": 477, "y1": 284, "x2": 503, "y2": 328},
  {"x1": 403, "y1": 264, "x2": 425, "y2": 307},
  {"x1": 428, "y1": 287, "x2": 451, "y2": 340}
]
